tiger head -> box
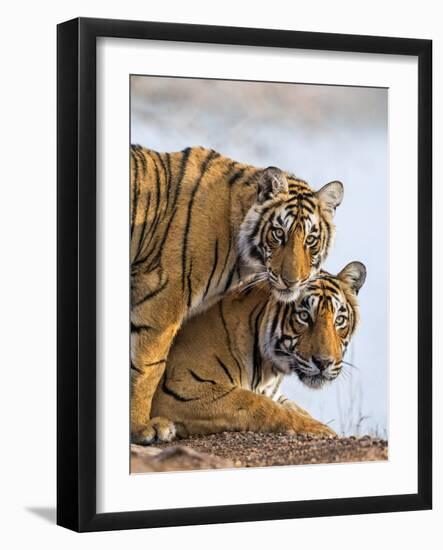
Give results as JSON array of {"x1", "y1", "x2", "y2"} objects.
[
  {"x1": 239, "y1": 167, "x2": 344, "y2": 302},
  {"x1": 262, "y1": 262, "x2": 367, "y2": 388}
]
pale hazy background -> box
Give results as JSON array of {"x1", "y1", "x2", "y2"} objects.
[{"x1": 131, "y1": 76, "x2": 388, "y2": 437}]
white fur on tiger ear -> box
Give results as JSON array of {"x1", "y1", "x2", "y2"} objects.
[
  {"x1": 257, "y1": 167, "x2": 289, "y2": 203},
  {"x1": 317, "y1": 180, "x2": 344, "y2": 214},
  {"x1": 338, "y1": 261, "x2": 367, "y2": 294}
]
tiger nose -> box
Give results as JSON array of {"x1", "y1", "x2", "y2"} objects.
[
  {"x1": 281, "y1": 275, "x2": 306, "y2": 289},
  {"x1": 312, "y1": 356, "x2": 333, "y2": 371}
]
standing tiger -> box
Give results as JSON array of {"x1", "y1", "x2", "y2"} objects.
[
  {"x1": 152, "y1": 262, "x2": 366, "y2": 438},
  {"x1": 130, "y1": 145, "x2": 344, "y2": 443}
]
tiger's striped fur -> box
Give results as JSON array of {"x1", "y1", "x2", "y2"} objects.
[
  {"x1": 130, "y1": 145, "x2": 343, "y2": 443},
  {"x1": 151, "y1": 262, "x2": 366, "y2": 438}
]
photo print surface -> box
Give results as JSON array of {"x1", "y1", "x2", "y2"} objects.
[{"x1": 129, "y1": 76, "x2": 388, "y2": 473}]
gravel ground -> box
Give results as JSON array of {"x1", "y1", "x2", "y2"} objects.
[{"x1": 156, "y1": 432, "x2": 388, "y2": 468}]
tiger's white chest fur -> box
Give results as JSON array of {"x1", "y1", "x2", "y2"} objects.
[{"x1": 252, "y1": 364, "x2": 284, "y2": 401}]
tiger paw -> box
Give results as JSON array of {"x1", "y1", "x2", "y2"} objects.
[
  {"x1": 132, "y1": 417, "x2": 176, "y2": 445},
  {"x1": 284, "y1": 411, "x2": 336, "y2": 438},
  {"x1": 300, "y1": 419, "x2": 336, "y2": 438}
]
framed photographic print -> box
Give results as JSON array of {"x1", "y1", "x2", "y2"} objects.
[{"x1": 57, "y1": 17, "x2": 432, "y2": 532}]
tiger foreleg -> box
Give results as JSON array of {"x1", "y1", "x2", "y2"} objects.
[
  {"x1": 155, "y1": 385, "x2": 335, "y2": 438},
  {"x1": 131, "y1": 369, "x2": 176, "y2": 444},
  {"x1": 130, "y1": 317, "x2": 180, "y2": 444}
]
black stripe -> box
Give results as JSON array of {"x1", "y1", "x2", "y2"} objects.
[
  {"x1": 223, "y1": 261, "x2": 238, "y2": 292},
  {"x1": 271, "y1": 301, "x2": 283, "y2": 335},
  {"x1": 137, "y1": 207, "x2": 177, "y2": 273},
  {"x1": 219, "y1": 301, "x2": 243, "y2": 385},
  {"x1": 142, "y1": 157, "x2": 162, "y2": 252},
  {"x1": 216, "y1": 236, "x2": 232, "y2": 287},
  {"x1": 203, "y1": 239, "x2": 219, "y2": 299},
  {"x1": 140, "y1": 147, "x2": 182, "y2": 272},
  {"x1": 285, "y1": 196, "x2": 315, "y2": 213},
  {"x1": 228, "y1": 167, "x2": 246, "y2": 186},
  {"x1": 247, "y1": 217, "x2": 264, "y2": 247},
  {"x1": 130, "y1": 149, "x2": 141, "y2": 237},
  {"x1": 216, "y1": 182, "x2": 233, "y2": 287},
  {"x1": 322, "y1": 216, "x2": 332, "y2": 256},
  {"x1": 162, "y1": 377, "x2": 200, "y2": 402},
  {"x1": 137, "y1": 146, "x2": 148, "y2": 174},
  {"x1": 322, "y1": 276, "x2": 341, "y2": 290},
  {"x1": 259, "y1": 215, "x2": 270, "y2": 251},
  {"x1": 165, "y1": 152, "x2": 171, "y2": 181},
  {"x1": 136, "y1": 149, "x2": 190, "y2": 271},
  {"x1": 301, "y1": 201, "x2": 315, "y2": 214},
  {"x1": 133, "y1": 277, "x2": 168, "y2": 307},
  {"x1": 282, "y1": 209, "x2": 297, "y2": 225},
  {"x1": 288, "y1": 307, "x2": 300, "y2": 333},
  {"x1": 130, "y1": 322, "x2": 153, "y2": 333},
  {"x1": 178, "y1": 147, "x2": 192, "y2": 185},
  {"x1": 144, "y1": 148, "x2": 190, "y2": 265},
  {"x1": 248, "y1": 198, "x2": 286, "y2": 247},
  {"x1": 135, "y1": 157, "x2": 161, "y2": 256},
  {"x1": 187, "y1": 257, "x2": 194, "y2": 308},
  {"x1": 153, "y1": 150, "x2": 170, "y2": 218},
  {"x1": 181, "y1": 149, "x2": 218, "y2": 295},
  {"x1": 154, "y1": 150, "x2": 168, "y2": 183},
  {"x1": 213, "y1": 387, "x2": 236, "y2": 402},
  {"x1": 142, "y1": 359, "x2": 166, "y2": 368},
  {"x1": 248, "y1": 301, "x2": 263, "y2": 334},
  {"x1": 134, "y1": 191, "x2": 151, "y2": 261},
  {"x1": 130, "y1": 361, "x2": 143, "y2": 374},
  {"x1": 248, "y1": 243, "x2": 264, "y2": 265},
  {"x1": 287, "y1": 183, "x2": 314, "y2": 197},
  {"x1": 188, "y1": 369, "x2": 217, "y2": 385},
  {"x1": 153, "y1": 155, "x2": 161, "y2": 219},
  {"x1": 276, "y1": 213, "x2": 285, "y2": 226},
  {"x1": 214, "y1": 355, "x2": 235, "y2": 385},
  {"x1": 251, "y1": 302, "x2": 267, "y2": 391}
]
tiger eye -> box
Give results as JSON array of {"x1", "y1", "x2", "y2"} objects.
[
  {"x1": 305, "y1": 235, "x2": 317, "y2": 246},
  {"x1": 335, "y1": 315, "x2": 347, "y2": 325},
  {"x1": 298, "y1": 310, "x2": 310, "y2": 323},
  {"x1": 272, "y1": 227, "x2": 284, "y2": 241}
]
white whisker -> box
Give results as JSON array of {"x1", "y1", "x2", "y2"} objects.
[{"x1": 239, "y1": 275, "x2": 268, "y2": 294}]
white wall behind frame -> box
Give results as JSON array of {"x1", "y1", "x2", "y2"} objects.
[{"x1": 0, "y1": 1, "x2": 440, "y2": 549}]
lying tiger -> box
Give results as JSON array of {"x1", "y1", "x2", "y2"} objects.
[
  {"x1": 152, "y1": 262, "x2": 366, "y2": 438},
  {"x1": 130, "y1": 145, "x2": 344, "y2": 443}
]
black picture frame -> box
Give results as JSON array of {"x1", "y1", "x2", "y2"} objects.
[{"x1": 57, "y1": 17, "x2": 432, "y2": 532}]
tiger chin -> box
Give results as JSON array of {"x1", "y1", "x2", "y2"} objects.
[
  {"x1": 151, "y1": 261, "x2": 366, "y2": 440},
  {"x1": 130, "y1": 145, "x2": 344, "y2": 444}
]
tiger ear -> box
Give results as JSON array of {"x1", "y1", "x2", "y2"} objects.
[
  {"x1": 338, "y1": 262, "x2": 367, "y2": 295},
  {"x1": 257, "y1": 167, "x2": 289, "y2": 203},
  {"x1": 317, "y1": 180, "x2": 344, "y2": 215}
]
